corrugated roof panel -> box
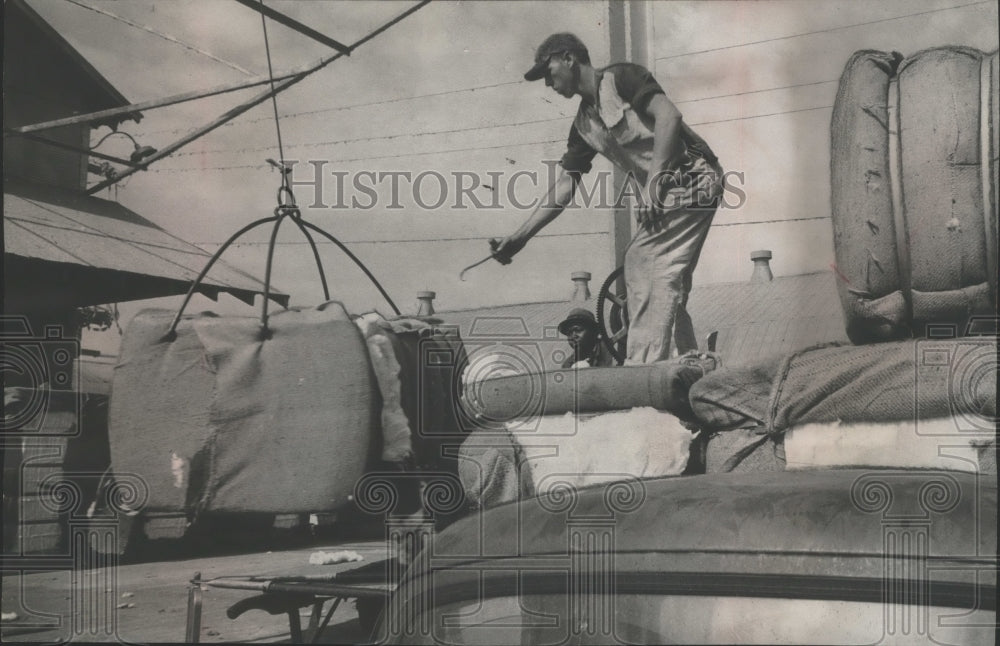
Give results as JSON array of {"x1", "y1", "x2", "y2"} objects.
[
  {"x1": 445, "y1": 300, "x2": 584, "y2": 340},
  {"x1": 10, "y1": 195, "x2": 196, "y2": 254},
  {"x1": 3, "y1": 217, "x2": 86, "y2": 264},
  {"x1": 9, "y1": 219, "x2": 204, "y2": 280},
  {"x1": 712, "y1": 325, "x2": 736, "y2": 356},
  {"x1": 774, "y1": 317, "x2": 795, "y2": 354},
  {"x1": 437, "y1": 272, "x2": 850, "y2": 364},
  {"x1": 728, "y1": 325, "x2": 756, "y2": 363},
  {"x1": 4, "y1": 182, "x2": 285, "y2": 300}
]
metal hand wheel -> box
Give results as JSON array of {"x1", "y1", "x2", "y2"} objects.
[{"x1": 595, "y1": 266, "x2": 628, "y2": 365}]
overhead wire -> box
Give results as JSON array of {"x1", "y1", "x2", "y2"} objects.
[
  {"x1": 676, "y1": 79, "x2": 839, "y2": 104},
  {"x1": 125, "y1": 0, "x2": 991, "y2": 142},
  {"x1": 136, "y1": 79, "x2": 529, "y2": 137},
  {"x1": 149, "y1": 138, "x2": 566, "y2": 172},
  {"x1": 655, "y1": 0, "x2": 992, "y2": 61},
  {"x1": 114, "y1": 2, "x2": 976, "y2": 194},
  {"x1": 150, "y1": 99, "x2": 838, "y2": 173},
  {"x1": 64, "y1": 0, "x2": 256, "y2": 75},
  {"x1": 246, "y1": 79, "x2": 528, "y2": 123},
  {"x1": 137, "y1": 2, "x2": 993, "y2": 138},
  {"x1": 140, "y1": 76, "x2": 830, "y2": 139},
  {"x1": 135, "y1": 73, "x2": 846, "y2": 141},
  {"x1": 63, "y1": 1, "x2": 942, "y2": 258},
  {"x1": 147, "y1": 76, "x2": 839, "y2": 154},
  {"x1": 191, "y1": 216, "x2": 833, "y2": 249},
  {"x1": 170, "y1": 116, "x2": 567, "y2": 157},
  {"x1": 168, "y1": 101, "x2": 835, "y2": 161},
  {"x1": 691, "y1": 104, "x2": 833, "y2": 127},
  {"x1": 195, "y1": 231, "x2": 609, "y2": 246}
]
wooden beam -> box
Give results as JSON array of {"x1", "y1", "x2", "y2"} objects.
[
  {"x1": 11, "y1": 58, "x2": 323, "y2": 135},
  {"x1": 86, "y1": 1, "x2": 432, "y2": 194},
  {"x1": 86, "y1": 67, "x2": 327, "y2": 193},
  {"x1": 233, "y1": 0, "x2": 352, "y2": 55},
  {"x1": 5, "y1": 130, "x2": 139, "y2": 167},
  {"x1": 17, "y1": 0, "x2": 431, "y2": 138},
  {"x1": 352, "y1": 0, "x2": 430, "y2": 50}
]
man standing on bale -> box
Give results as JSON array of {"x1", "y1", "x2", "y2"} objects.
[{"x1": 493, "y1": 33, "x2": 724, "y2": 364}]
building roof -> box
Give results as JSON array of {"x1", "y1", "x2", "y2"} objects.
[
  {"x1": 684, "y1": 272, "x2": 849, "y2": 365},
  {"x1": 5, "y1": 0, "x2": 140, "y2": 128},
  {"x1": 436, "y1": 272, "x2": 848, "y2": 367},
  {"x1": 3, "y1": 180, "x2": 288, "y2": 310}
]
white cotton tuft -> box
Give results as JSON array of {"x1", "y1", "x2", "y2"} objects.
[{"x1": 511, "y1": 407, "x2": 695, "y2": 495}]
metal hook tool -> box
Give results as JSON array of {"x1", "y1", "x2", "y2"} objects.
[
  {"x1": 459, "y1": 254, "x2": 496, "y2": 281},
  {"x1": 459, "y1": 239, "x2": 512, "y2": 281}
]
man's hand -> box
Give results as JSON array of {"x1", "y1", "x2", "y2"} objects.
[
  {"x1": 488, "y1": 166, "x2": 577, "y2": 265},
  {"x1": 489, "y1": 236, "x2": 524, "y2": 265},
  {"x1": 636, "y1": 167, "x2": 688, "y2": 227},
  {"x1": 635, "y1": 202, "x2": 665, "y2": 228}
]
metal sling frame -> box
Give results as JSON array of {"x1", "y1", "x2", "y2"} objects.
[
  {"x1": 155, "y1": 1, "x2": 434, "y2": 336},
  {"x1": 163, "y1": 186, "x2": 400, "y2": 341}
]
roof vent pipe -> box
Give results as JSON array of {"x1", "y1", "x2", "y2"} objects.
[
  {"x1": 571, "y1": 271, "x2": 592, "y2": 301},
  {"x1": 416, "y1": 291, "x2": 436, "y2": 316},
  {"x1": 750, "y1": 250, "x2": 773, "y2": 283}
]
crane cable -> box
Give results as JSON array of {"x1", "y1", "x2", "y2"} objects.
[
  {"x1": 255, "y1": 0, "x2": 399, "y2": 316},
  {"x1": 259, "y1": 0, "x2": 288, "y2": 189}
]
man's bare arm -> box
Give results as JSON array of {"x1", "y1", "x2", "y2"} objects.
[
  {"x1": 648, "y1": 93, "x2": 685, "y2": 173},
  {"x1": 493, "y1": 167, "x2": 578, "y2": 260},
  {"x1": 639, "y1": 93, "x2": 685, "y2": 223}
]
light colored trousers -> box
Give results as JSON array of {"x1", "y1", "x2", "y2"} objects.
[{"x1": 624, "y1": 158, "x2": 723, "y2": 364}]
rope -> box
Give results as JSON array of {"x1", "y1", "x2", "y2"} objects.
[{"x1": 764, "y1": 342, "x2": 844, "y2": 434}]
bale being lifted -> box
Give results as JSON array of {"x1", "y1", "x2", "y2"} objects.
[{"x1": 109, "y1": 302, "x2": 378, "y2": 519}]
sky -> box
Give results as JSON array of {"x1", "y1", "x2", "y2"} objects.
[
  {"x1": 17, "y1": 0, "x2": 1000, "y2": 353},
  {"x1": 27, "y1": 1, "x2": 612, "y2": 317}
]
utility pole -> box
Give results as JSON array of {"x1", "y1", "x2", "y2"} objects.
[{"x1": 607, "y1": 1, "x2": 655, "y2": 272}]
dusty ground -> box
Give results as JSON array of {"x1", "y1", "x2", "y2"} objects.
[{"x1": 1, "y1": 538, "x2": 390, "y2": 644}]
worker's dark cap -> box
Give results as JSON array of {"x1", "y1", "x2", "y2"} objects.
[
  {"x1": 558, "y1": 307, "x2": 598, "y2": 335},
  {"x1": 524, "y1": 33, "x2": 589, "y2": 81}
]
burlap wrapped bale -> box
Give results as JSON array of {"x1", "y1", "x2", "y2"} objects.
[
  {"x1": 831, "y1": 47, "x2": 998, "y2": 343},
  {"x1": 690, "y1": 339, "x2": 997, "y2": 433},
  {"x1": 109, "y1": 302, "x2": 378, "y2": 515},
  {"x1": 386, "y1": 321, "x2": 468, "y2": 470},
  {"x1": 469, "y1": 354, "x2": 718, "y2": 423}
]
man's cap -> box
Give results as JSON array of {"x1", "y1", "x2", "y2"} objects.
[
  {"x1": 524, "y1": 33, "x2": 589, "y2": 81},
  {"x1": 558, "y1": 307, "x2": 599, "y2": 335}
]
